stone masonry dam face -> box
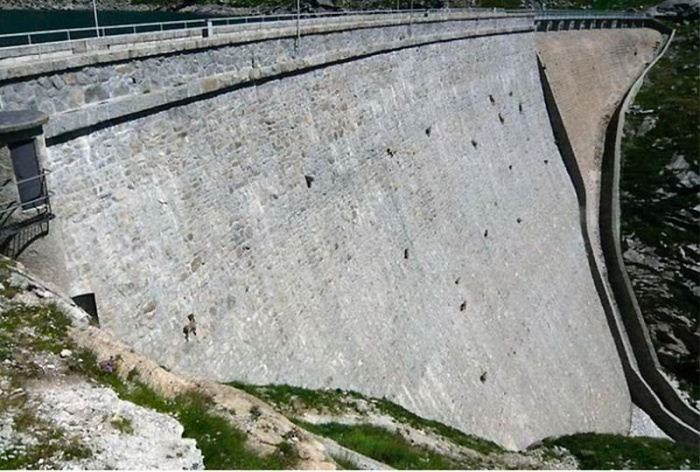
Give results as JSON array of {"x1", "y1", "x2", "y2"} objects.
[{"x1": 0, "y1": 14, "x2": 637, "y2": 449}]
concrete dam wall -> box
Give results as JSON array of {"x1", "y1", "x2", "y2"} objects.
[{"x1": 0, "y1": 13, "x2": 644, "y2": 449}]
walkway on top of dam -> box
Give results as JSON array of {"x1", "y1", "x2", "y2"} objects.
[{"x1": 0, "y1": 8, "x2": 653, "y2": 52}]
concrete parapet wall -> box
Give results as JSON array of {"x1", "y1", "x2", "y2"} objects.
[
  {"x1": 0, "y1": 14, "x2": 531, "y2": 141},
  {"x1": 0, "y1": 13, "x2": 530, "y2": 107},
  {"x1": 0, "y1": 12, "x2": 524, "y2": 64}
]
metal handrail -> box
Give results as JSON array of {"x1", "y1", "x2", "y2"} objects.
[
  {"x1": 15, "y1": 169, "x2": 51, "y2": 186},
  {"x1": 533, "y1": 10, "x2": 651, "y2": 19},
  {"x1": 0, "y1": 194, "x2": 50, "y2": 216},
  {"x1": 0, "y1": 7, "x2": 649, "y2": 50},
  {"x1": 0, "y1": 171, "x2": 52, "y2": 216},
  {"x1": 0, "y1": 8, "x2": 502, "y2": 48}
]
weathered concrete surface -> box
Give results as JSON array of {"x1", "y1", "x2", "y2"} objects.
[
  {"x1": 535, "y1": 29, "x2": 697, "y2": 439},
  {"x1": 536, "y1": 29, "x2": 662, "y2": 268},
  {"x1": 11, "y1": 24, "x2": 635, "y2": 449}
]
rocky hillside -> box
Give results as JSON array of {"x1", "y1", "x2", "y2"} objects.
[
  {"x1": 0, "y1": 265, "x2": 202, "y2": 469},
  {"x1": 0, "y1": 259, "x2": 333, "y2": 470},
  {"x1": 620, "y1": 18, "x2": 699, "y2": 405}
]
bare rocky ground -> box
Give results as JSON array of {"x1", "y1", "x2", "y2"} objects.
[
  {"x1": 31, "y1": 379, "x2": 203, "y2": 469},
  {"x1": 0, "y1": 259, "x2": 337, "y2": 470},
  {"x1": 0, "y1": 270, "x2": 204, "y2": 470},
  {"x1": 2, "y1": 376, "x2": 204, "y2": 469}
]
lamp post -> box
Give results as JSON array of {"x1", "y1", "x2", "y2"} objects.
[
  {"x1": 296, "y1": 0, "x2": 300, "y2": 52},
  {"x1": 92, "y1": 0, "x2": 100, "y2": 37}
]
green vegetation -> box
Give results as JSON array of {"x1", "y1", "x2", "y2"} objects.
[
  {"x1": 622, "y1": 20, "x2": 700, "y2": 253},
  {"x1": 373, "y1": 396, "x2": 501, "y2": 454},
  {"x1": 299, "y1": 421, "x2": 472, "y2": 469},
  {"x1": 0, "y1": 303, "x2": 72, "y2": 363},
  {"x1": 228, "y1": 381, "x2": 366, "y2": 414},
  {"x1": 0, "y1": 266, "x2": 295, "y2": 470},
  {"x1": 228, "y1": 381, "x2": 502, "y2": 454},
  {"x1": 332, "y1": 454, "x2": 360, "y2": 469},
  {"x1": 544, "y1": 433, "x2": 700, "y2": 469},
  {"x1": 72, "y1": 352, "x2": 296, "y2": 469},
  {"x1": 109, "y1": 415, "x2": 134, "y2": 434},
  {"x1": 0, "y1": 298, "x2": 93, "y2": 469}
]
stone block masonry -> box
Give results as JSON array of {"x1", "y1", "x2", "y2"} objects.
[
  {"x1": 0, "y1": 13, "x2": 530, "y2": 118},
  {"x1": 0, "y1": 14, "x2": 631, "y2": 449}
]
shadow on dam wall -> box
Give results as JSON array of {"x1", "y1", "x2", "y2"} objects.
[
  {"x1": 0, "y1": 12, "x2": 677, "y2": 449},
  {"x1": 538, "y1": 44, "x2": 700, "y2": 444}
]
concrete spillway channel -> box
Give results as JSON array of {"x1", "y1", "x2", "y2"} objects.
[
  {"x1": 0, "y1": 10, "x2": 697, "y2": 450},
  {"x1": 596, "y1": 27, "x2": 700, "y2": 443},
  {"x1": 538, "y1": 23, "x2": 699, "y2": 444}
]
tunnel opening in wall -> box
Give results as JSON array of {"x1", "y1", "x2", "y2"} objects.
[{"x1": 72, "y1": 293, "x2": 99, "y2": 326}]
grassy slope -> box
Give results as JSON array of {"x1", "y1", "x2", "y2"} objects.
[
  {"x1": 0, "y1": 267, "x2": 295, "y2": 469},
  {"x1": 0, "y1": 303, "x2": 93, "y2": 469},
  {"x1": 73, "y1": 354, "x2": 298, "y2": 469},
  {"x1": 228, "y1": 381, "x2": 502, "y2": 454},
  {"x1": 544, "y1": 433, "x2": 700, "y2": 469},
  {"x1": 229, "y1": 381, "x2": 700, "y2": 470},
  {"x1": 299, "y1": 421, "x2": 470, "y2": 469}
]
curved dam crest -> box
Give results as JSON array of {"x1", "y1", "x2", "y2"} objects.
[{"x1": 0, "y1": 13, "x2": 645, "y2": 449}]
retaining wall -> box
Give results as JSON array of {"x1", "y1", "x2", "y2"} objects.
[
  {"x1": 597, "y1": 28, "x2": 700, "y2": 437},
  {"x1": 0, "y1": 14, "x2": 633, "y2": 449},
  {"x1": 537, "y1": 30, "x2": 700, "y2": 443}
]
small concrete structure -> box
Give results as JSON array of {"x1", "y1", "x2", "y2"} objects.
[
  {"x1": 0, "y1": 109, "x2": 48, "y2": 139},
  {"x1": 0, "y1": 110, "x2": 53, "y2": 257}
]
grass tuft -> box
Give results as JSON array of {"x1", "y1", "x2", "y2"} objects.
[
  {"x1": 109, "y1": 415, "x2": 134, "y2": 435},
  {"x1": 543, "y1": 433, "x2": 700, "y2": 470},
  {"x1": 72, "y1": 354, "x2": 293, "y2": 469},
  {"x1": 227, "y1": 381, "x2": 502, "y2": 454},
  {"x1": 297, "y1": 421, "x2": 469, "y2": 469}
]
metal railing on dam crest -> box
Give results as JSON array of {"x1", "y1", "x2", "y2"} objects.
[{"x1": 0, "y1": 8, "x2": 653, "y2": 50}]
